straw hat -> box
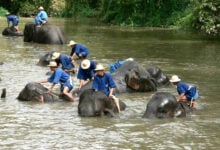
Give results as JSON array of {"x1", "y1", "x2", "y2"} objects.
[
  {"x1": 51, "y1": 52, "x2": 60, "y2": 60},
  {"x1": 81, "y1": 59, "x2": 91, "y2": 69},
  {"x1": 47, "y1": 61, "x2": 57, "y2": 67},
  {"x1": 125, "y1": 58, "x2": 134, "y2": 61},
  {"x1": 38, "y1": 6, "x2": 44, "y2": 10},
  {"x1": 68, "y1": 40, "x2": 77, "y2": 46},
  {"x1": 169, "y1": 75, "x2": 181, "y2": 83},
  {"x1": 94, "y1": 64, "x2": 105, "y2": 71}
]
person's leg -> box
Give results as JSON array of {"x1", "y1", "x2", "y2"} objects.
[
  {"x1": 62, "y1": 86, "x2": 75, "y2": 102},
  {"x1": 111, "y1": 95, "x2": 120, "y2": 113}
]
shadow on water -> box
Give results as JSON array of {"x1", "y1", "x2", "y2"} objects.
[{"x1": 0, "y1": 17, "x2": 220, "y2": 149}]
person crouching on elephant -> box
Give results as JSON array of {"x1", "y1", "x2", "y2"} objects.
[
  {"x1": 5, "y1": 12, "x2": 19, "y2": 32},
  {"x1": 92, "y1": 64, "x2": 120, "y2": 113},
  {"x1": 109, "y1": 58, "x2": 134, "y2": 73},
  {"x1": 36, "y1": 61, "x2": 75, "y2": 102},
  {"x1": 51, "y1": 52, "x2": 76, "y2": 74},
  {"x1": 77, "y1": 59, "x2": 96, "y2": 90},
  {"x1": 36, "y1": 6, "x2": 48, "y2": 25},
  {"x1": 170, "y1": 75, "x2": 199, "y2": 108},
  {"x1": 68, "y1": 40, "x2": 90, "y2": 59}
]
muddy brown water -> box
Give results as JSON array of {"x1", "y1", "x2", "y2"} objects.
[{"x1": 0, "y1": 17, "x2": 220, "y2": 149}]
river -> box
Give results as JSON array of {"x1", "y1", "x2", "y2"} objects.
[{"x1": 0, "y1": 17, "x2": 220, "y2": 149}]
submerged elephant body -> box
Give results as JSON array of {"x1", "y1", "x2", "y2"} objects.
[
  {"x1": 2, "y1": 26, "x2": 23, "y2": 36},
  {"x1": 78, "y1": 89, "x2": 126, "y2": 117},
  {"x1": 24, "y1": 22, "x2": 66, "y2": 44},
  {"x1": 143, "y1": 92, "x2": 191, "y2": 119},
  {"x1": 17, "y1": 82, "x2": 70, "y2": 102}
]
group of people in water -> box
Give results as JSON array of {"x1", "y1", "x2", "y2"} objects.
[
  {"x1": 5, "y1": 6, "x2": 48, "y2": 32},
  {"x1": 4, "y1": 6, "x2": 199, "y2": 110}
]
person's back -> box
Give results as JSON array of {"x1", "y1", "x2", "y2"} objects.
[{"x1": 59, "y1": 54, "x2": 74, "y2": 71}]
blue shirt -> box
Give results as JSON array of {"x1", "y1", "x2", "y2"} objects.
[
  {"x1": 37, "y1": 10, "x2": 48, "y2": 22},
  {"x1": 177, "y1": 82, "x2": 197, "y2": 100},
  {"x1": 70, "y1": 44, "x2": 90, "y2": 57},
  {"x1": 92, "y1": 73, "x2": 116, "y2": 96},
  {"x1": 48, "y1": 68, "x2": 70, "y2": 84},
  {"x1": 7, "y1": 15, "x2": 19, "y2": 26},
  {"x1": 35, "y1": 16, "x2": 41, "y2": 25},
  {"x1": 77, "y1": 60, "x2": 96, "y2": 80},
  {"x1": 58, "y1": 54, "x2": 74, "y2": 70},
  {"x1": 109, "y1": 60, "x2": 125, "y2": 73}
]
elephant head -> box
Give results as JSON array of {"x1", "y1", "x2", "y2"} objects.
[
  {"x1": 147, "y1": 66, "x2": 170, "y2": 87},
  {"x1": 78, "y1": 89, "x2": 126, "y2": 117},
  {"x1": 143, "y1": 92, "x2": 191, "y2": 119},
  {"x1": 17, "y1": 82, "x2": 68, "y2": 102},
  {"x1": 124, "y1": 64, "x2": 157, "y2": 92},
  {"x1": 23, "y1": 22, "x2": 66, "y2": 44},
  {"x1": 2, "y1": 26, "x2": 23, "y2": 36},
  {"x1": 37, "y1": 52, "x2": 54, "y2": 66}
]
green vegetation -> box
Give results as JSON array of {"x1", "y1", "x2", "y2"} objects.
[
  {"x1": 1, "y1": 0, "x2": 220, "y2": 36},
  {"x1": 0, "y1": 7, "x2": 8, "y2": 16}
]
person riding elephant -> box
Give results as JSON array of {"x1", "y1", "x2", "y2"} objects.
[
  {"x1": 36, "y1": 6, "x2": 48, "y2": 25},
  {"x1": 2, "y1": 12, "x2": 23, "y2": 36},
  {"x1": 23, "y1": 22, "x2": 66, "y2": 44},
  {"x1": 5, "y1": 12, "x2": 19, "y2": 32},
  {"x1": 78, "y1": 89, "x2": 126, "y2": 117},
  {"x1": 35, "y1": 61, "x2": 75, "y2": 103},
  {"x1": 142, "y1": 92, "x2": 191, "y2": 119}
]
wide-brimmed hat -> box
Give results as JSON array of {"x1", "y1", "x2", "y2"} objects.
[
  {"x1": 125, "y1": 58, "x2": 134, "y2": 61},
  {"x1": 47, "y1": 61, "x2": 57, "y2": 67},
  {"x1": 94, "y1": 64, "x2": 105, "y2": 71},
  {"x1": 51, "y1": 52, "x2": 60, "y2": 60},
  {"x1": 68, "y1": 40, "x2": 77, "y2": 46},
  {"x1": 81, "y1": 59, "x2": 91, "y2": 69},
  {"x1": 38, "y1": 6, "x2": 44, "y2": 10},
  {"x1": 169, "y1": 75, "x2": 181, "y2": 83}
]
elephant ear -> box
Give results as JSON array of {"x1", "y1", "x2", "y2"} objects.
[{"x1": 24, "y1": 22, "x2": 35, "y2": 42}]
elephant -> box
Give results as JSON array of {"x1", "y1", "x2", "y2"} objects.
[
  {"x1": 23, "y1": 22, "x2": 66, "y2": 44},
  {"x1": 78, "y1": 89, "x2": 126, "y2": 117},
  {"x1": 37, "y1": 51, "x2": 54, "y2": 66},
  {"x1": 143, "y1": 92, "x2": 191, "y2": 119},
  {"x1": 17, "y1": 82, "x2": 71, "y2": 102},
  {"x1": 2, "y1": 26, "x2": 23, "y2": 36}
]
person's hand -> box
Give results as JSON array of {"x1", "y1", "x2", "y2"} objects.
[
  {"x1": 45, "y1": 89, "x2": 51, "y2": 94},
  {"x1": 109, "y1": 94, "x2": 113, "y2": 99}
]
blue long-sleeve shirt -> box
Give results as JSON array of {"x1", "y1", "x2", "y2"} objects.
[
  {"x1": 77, "y1": 60, "x2": 96, "y2": 80},
  {"x1": 92, "y1": 73, "x2": 116, "y2": 96},
  {"x1": 7, "y1": 15, "x2": 19, "y2": 26},
  {"x1": 70, "y1": 44, "x2": 90, "y2": 57},
  {"x1": 48, "y1": 68, "x2": 70, "y2": 84},
  {"x1": 177, "y1": 82, "x2": 198, "y2": 100},
  {"x1": 37, "y1": 10, "x2": 48, "y2": 23},
  {"x1": 58, "y1": 54, "x2": 74, "y2": 70}
]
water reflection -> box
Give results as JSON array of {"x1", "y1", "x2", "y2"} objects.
[{"x1": 0, "y1": 17, "x2": 220, "y2": 149}]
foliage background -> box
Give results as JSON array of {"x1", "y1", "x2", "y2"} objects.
[{"x1": 0, "y1": 0, "x2": 220, "y2": 36}]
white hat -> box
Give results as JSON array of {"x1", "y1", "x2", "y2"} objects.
[
  {"x1": 51, "y1": 52, "x2": 60, "y2": 60},
  {"x1": 47, "y1": 61, "x2": 57, "y2": 67},
  {"x1": 169, "y1": 75, "x2": 181, "y2": 83},
  {"x1": 81, "y1": 59, "x2": 91, "y2": 69},
  {"x1": 125, "y1": 58, "x2": 134, "y2": 61},
  {"x1": 94, "y1": 64, "x2": 105, "y2": 71},
  {"x1": 38, "y1": 6, "x2": 44, "y2": 10},
  {"x1": 68, "y1": 40, "x2": 77, "y2": 46}
]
